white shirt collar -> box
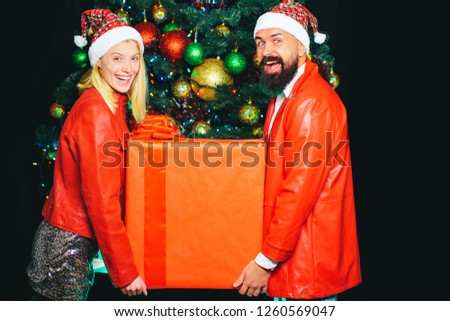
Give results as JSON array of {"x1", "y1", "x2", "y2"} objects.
[
  {"x1": 268, "y1": 63, "x2": 307, "y2": 134},
  {"x1": 280, "y1": 62, "x2": 306, "y2": 99}
]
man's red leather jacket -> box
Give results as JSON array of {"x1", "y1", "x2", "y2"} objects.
[{"x1": 263, "y1": 60, "x2": 362, "y2": 299}]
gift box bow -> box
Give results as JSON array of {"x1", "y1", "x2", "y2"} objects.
[{"x1": 131, "y1": 114, "x2": 181, "y2": 140}]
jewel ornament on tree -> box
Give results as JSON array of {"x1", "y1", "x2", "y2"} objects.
[
  {"x1": 49, "y1": 102, "x2": 66, "y2": 119},
  {"x1": 328, "y1": 69, "x2": 340, "y2": 89},
  {"x1": 252, "y1": 124, "x2": 264, "y2": 138},
  {"x1": 172, "y1": 78, "x2": 192, "y2": 100},
  {"x1": 152, "y1": 3, "x2": 168, "y2": 24},
  {"x1": 214, "y1": 23, "x2": 230, "y2": 37},
  {"x1": 191, "y1": 121, "x2": 212, "y2": 137},
  {"x1": 238, "y1": 99, "x2": 260, "y2": 125},
  {"x1": 115, "y1": 7, "x2": 130, "y2": 25}
]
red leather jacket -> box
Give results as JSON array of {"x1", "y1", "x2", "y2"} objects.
[
  {"x1": 263, "y1": 60, "x2": 361, "y2": 299},
  {"x1": 42, "y1": 87, "x2": 139, "y2": 288}
]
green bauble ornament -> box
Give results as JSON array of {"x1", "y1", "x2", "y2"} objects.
[
  {"x1": 72, "y1": 48, "x2": 89, "y2": 68},
  {"x1": 184, "y1": 41, "x2": 206, "y2": 66},
  {"x1": 224, "y1": 51, "x2": 247, "y2": 75},
  {"x1": 163, "y1": 22, "x2": 179, "y2": 33}
]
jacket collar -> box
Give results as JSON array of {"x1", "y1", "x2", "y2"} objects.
[{"x1": 283, "y1": 59, "x2": 318, "y2": 100}]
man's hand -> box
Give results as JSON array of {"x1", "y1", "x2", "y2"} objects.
[
  {"x1": 120, "y1": 276, "x2": 147, "y2": 296},
  {"x1": 233, "y1": 260, "x2": 271, "y2": 297}
]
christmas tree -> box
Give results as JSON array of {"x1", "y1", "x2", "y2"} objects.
[
  {"x1": 34, "y1": 0, "x2": 340, "y2": 281},
  {"x1": 35, "y1": 0, "x2": 339, "y2": 204}
]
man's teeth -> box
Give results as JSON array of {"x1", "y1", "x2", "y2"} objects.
[{"x1": 266, "y1": 61, "x2": 278, "y2": 65}]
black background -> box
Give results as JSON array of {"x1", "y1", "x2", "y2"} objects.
[{"x1": 2, "y1": 0, "x2": 447, "y2": 301}]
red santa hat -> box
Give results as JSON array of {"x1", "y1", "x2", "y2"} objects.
[
  {"x1": 74, "y1": 9, "x2": 144, "y2": 67},
  {"x1": 253, "y1": 2, "x2": 326, "y2": 54}
]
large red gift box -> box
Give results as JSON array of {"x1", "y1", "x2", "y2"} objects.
[{"x1": 125, "y1": 115, "x2": 265, "y2": 289}]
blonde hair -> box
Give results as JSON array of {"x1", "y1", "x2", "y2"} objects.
[{"x1": 77, "y1": 39, "x2": 148, "y2": 124}]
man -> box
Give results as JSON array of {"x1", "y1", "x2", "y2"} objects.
[{"x1": 233, "y1": 2, "x2": 361, "y2": 300}]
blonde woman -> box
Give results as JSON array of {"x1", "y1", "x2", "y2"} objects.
[{"x1": 27, "y1": 9, "x2": 148, "y2": 300}]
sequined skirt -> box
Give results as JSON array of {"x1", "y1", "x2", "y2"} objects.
[{"x1": 27, "y1": 219, "x2": 99, "y2": 300}]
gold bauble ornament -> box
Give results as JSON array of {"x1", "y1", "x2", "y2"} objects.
[{"x1": 190, "y1": 58, "x2": 234, "y2": 101}]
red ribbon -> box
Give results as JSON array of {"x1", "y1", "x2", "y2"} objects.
[
  {"x1": 131, "y1": 114, "x2": 180, "y2": 140},
  {"x1": 143, "y1": 142, "x2": 167, "y2": 288},
  {"x1": 130, "y1": 114, "x2": 179, "y2": 287}
]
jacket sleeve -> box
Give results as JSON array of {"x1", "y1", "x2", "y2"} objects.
[
  {"x1": 74, "y1": 100, "x2": 139, "y2": 288},
  {"x1": 261, "y1": 97, "x2": 335, "y2": 262}
]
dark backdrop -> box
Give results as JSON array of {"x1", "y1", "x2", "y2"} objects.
[{"x1": 3, "y1": 0, "x2": 448, "y2": 301}]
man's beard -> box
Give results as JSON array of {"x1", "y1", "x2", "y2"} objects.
[{"x1": 259, "y1": 56, "x2": 299, "y2": 94}]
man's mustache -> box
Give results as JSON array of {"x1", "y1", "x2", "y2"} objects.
[{"x1": 260, "y1": 56, "x2": 284, "y2": 67}]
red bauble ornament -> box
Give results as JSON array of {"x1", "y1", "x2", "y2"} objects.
[
  {"x1": 133, "y1": 21, "x2": 161, "y2": 50},
  {"x1": 159, "y1": 30, "x2": 191, "y2": 62}
]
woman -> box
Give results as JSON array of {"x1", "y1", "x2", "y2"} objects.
[{"x1": 27, "y1": 9, "x2": 148, "y2": 300}]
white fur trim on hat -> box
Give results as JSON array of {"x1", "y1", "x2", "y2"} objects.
[
  {"x1": 254, "y1": 12, "x2": 311, "y2": 53},
  {"x1": 88, "y1": 26, "x2": 144, "y2": 67}
]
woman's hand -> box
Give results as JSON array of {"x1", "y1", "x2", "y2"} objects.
[{"x1": 120, "y1": 276, "x2": 147, "y2": 297}]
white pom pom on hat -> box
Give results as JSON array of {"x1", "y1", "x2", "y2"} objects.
[
  {"x1": 74, "y1": 35, "x2": 88, "y2": 49},
  {"x1": 254, "y1": 2, "x2": 326, "y2": 54},
  {"x1": 74, "y1": 9, "x2": 144, "y2": 67}
]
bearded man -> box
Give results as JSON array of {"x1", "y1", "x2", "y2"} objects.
[{"x1": 233, "y1": 2, "x2": 362, "y2": 301}]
